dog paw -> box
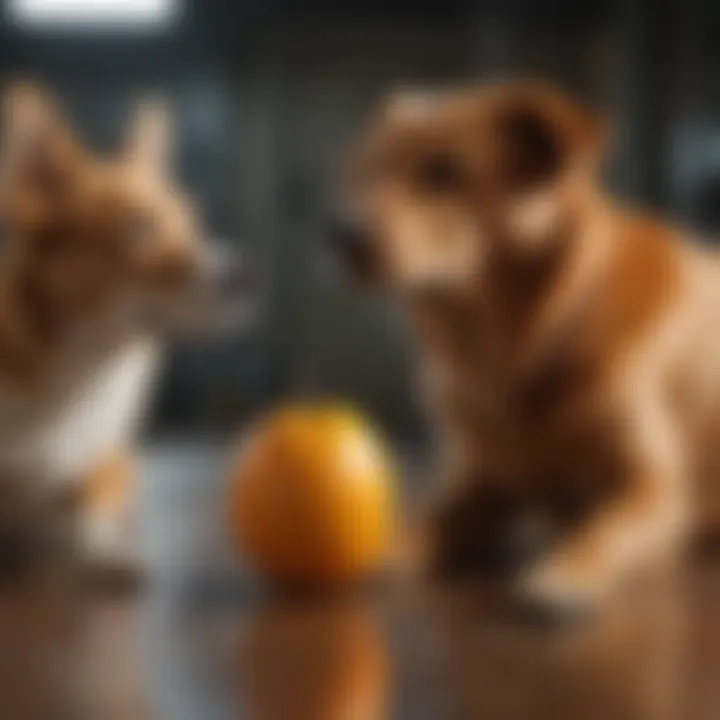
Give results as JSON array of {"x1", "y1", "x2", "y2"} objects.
[
  {"x1": 81, "y1": 511, "x2": 145, "y2": 594},
  {"x1": 83, "y1": 541, "x2": 145, "y2": 594},
  {"x1": 515, "y1": 554, "x2": 606, "y2": 624}
]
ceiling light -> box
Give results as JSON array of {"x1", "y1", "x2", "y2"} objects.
[{"x1": 8, "y1": 0, "x2": 180, "y2": 30}]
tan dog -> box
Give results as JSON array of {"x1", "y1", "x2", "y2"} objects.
[
  {"x1": 331, "y1": 81, "x2": 720, "y2": 616},
  {"x1": 0, "y1": 83, "x2": 253, "y2": 577}
]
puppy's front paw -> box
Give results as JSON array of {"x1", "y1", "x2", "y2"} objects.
[
  {"x1": 516, "y1": 552, "x2": 608, "y2": 624},
  {"x1": 82, "y1": 511, "x2": 144, "y2": 593},
  {"x1": 430, "y1": 483, "x2": 550, "y2": 580}
]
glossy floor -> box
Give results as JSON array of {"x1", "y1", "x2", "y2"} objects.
[{"x1": 0, "y1": 442, "x2": 718, "y2": 720}]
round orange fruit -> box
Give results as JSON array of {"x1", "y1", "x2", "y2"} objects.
[{"x1": 229, "y1": 404, "x2": 396, "y2": 589}]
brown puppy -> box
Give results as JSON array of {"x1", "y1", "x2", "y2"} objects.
[{"x1": 331, "y1": 81, "x2": 720, "y2": 615}]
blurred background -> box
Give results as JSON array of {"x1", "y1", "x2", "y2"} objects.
[
  {"x1": 3, "y1": 2, "x2": 720, "y2": 719},
  {"x1": 3, "y1": 0, "x2": 716, "y2": 443}
]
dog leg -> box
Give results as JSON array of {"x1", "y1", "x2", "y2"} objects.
[
  {"x1": 76, "y1": 451, "x2": 143, "y2": 592},
  {"x1": 80, "y1": 502, "x2": 143, "y2": 594},
  {"x1": 519, "y1": 406, "x2": 688, "y2": 618},
  {"x1": 0, "y1": 480, "x2": 77, "y2": 584},
  {"x1": 421, "y1": 477, "x2": 551, "y2": 579}
]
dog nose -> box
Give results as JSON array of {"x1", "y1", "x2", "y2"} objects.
[{"x1": 327, "y1": 212, "x2": 376, "y2": 278}]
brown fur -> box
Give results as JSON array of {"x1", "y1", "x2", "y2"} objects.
[
  {"x1": 0, "y1": 82, "x2": 251, "y2": 581},
  {"x1": 0, "y1": 83, "x2": 205, "y2": 381},
  {"x1": 337, "y1": 81, "x2": 720, "y2": 612}
]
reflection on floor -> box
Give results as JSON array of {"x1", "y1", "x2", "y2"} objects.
[{"x1": 0, "y1": 441, "x2": 719, "y2": 719}]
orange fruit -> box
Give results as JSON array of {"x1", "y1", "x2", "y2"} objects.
[{"x1": 229, "y1": 404, "x2": 396, "y2": 589}]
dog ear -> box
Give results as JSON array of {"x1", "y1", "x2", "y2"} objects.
[
  {"x1": 0, "y1": 81, "x2": 79, "y2": 194},
  {"x1": 496, "y1": 86, "x2": 607, "y2": 247},
  {"x1": 497, "y1": 86, "x2": 606, "y2": 189},
  {"x1": 125, "y1": 97, "x2": 174, "y2": 179}
]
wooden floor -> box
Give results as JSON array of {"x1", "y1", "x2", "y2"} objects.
[{"x1": 1, "y1": 442, "x2": 720, "y2": 720}]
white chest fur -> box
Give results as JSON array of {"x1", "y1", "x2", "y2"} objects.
[{"x1": 0, "y1": 336, "x2": 160, "y2": 486}]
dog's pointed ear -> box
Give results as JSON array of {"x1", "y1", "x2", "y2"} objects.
[
  {"x1": 496, "y1": 86, "x2": 607, "y2": 247},
  {"x1": 125, "y1": 97, "x2": 174, "y2": 178},
  {"x1": 0, "y1": 81, "x2": 79, "y2": 191}
]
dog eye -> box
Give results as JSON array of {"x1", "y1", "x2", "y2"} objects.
[{"x1": 416, "y1": 153, "x2": 462, "y2": 191}]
